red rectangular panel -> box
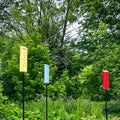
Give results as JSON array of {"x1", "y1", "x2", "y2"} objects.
[{"x1": 102, "y1": 70, "x2": 109, "y2": 89}]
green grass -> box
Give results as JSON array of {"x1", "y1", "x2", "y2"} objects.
[{"x1": 0, "y1": 98, "x2": 120, "y2": 119}]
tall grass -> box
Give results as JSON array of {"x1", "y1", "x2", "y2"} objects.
[
  {"x1": 0, "y1": 98, "x2": 120, "y2": 119},
  {"x1": 25, "y1": 98, "x2": 120, "y2": 120}
]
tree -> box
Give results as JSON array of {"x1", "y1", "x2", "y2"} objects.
[
  {"x1": 72, "y1": 0, "x2": 120, "y2": 100},
  {"x1": 1, "y1": 36, "x2": 57, "y2": 100},
  {"x1": 78, "y1": 0, "x2": 120, "y2": 55},
  {"x1": 0, "y1": 0, "x2": 15, "y2": 35},
  {"x1": 1, "y1": 0, "x2": 120, "y2": 101}
]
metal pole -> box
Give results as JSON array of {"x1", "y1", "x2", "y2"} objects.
[
  {"x1": 22, "y1": 73, "x2": 25, "y2": 120},
  {"x1": 46, "y1": 84, "x2": 48, "y2": 120},
  {"x1": 105, "y1": 90, "x2": 108, "y2": 120}
]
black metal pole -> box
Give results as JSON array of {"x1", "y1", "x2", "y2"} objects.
[
  {"x1": 46, "y1": 84, "x2": 48, "y2": 120},
  {"x1": 22, "y1": 73, "x2": 25, "y2": 120},
  {"x1": 105, "y1": 90, "x2": 108, "y2": 120}
]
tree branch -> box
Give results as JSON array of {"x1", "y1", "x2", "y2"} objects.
[{"x1": 61, "y1": 0, "x2": 72, "y2": 47}]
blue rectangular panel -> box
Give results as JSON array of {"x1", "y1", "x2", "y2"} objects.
[{"x1": 44, "y1": 64, "x2": 49, "y2": 84}]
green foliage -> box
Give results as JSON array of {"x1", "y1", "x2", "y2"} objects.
[
  {"x1": 0, "y1": 1, "x2": 13, "y2": 35},
  {"x1": 77, "y1": 45, "x2": 120, "y2": 101},
  {"x1": 0, "y1": 98, "x2": 120, "y2": 119},
  {"x1": 78, "y1": 65, "x2": 103, "y2": 100},
  {"x1": 0, "y1": 0, "x2": 120, "y2": 102},
  {"x1": 0, "y1": 102, "x2": 21, "y2": 119},
  {"x1": 0, "y1": 36, "x2": 56, "y2": 100},
  {"x1": 0, "y1": 83, "x2": 7, "y2": 103},
  {"x1": 106, "y1": 101, "x2": 120, "y2": 116}
]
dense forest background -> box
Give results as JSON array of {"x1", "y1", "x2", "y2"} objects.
[{"x1": 0, "y1": 0, "x2": 120, "y2": 102}]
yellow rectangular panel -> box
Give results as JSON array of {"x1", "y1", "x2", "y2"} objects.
[{"x1": 20, "y1": 46, "x2": 28, "y2": 72}]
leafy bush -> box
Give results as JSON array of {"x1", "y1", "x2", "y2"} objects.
[
  {"x1": 103, "y1": 100, "x2": 120, "y2": 115},
  {"x1": 0, "y1": 102, "x2": 21, "y2": 119},
  {"x1": 0, "y1": 98, "x2": 120, "y2": 119}
]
